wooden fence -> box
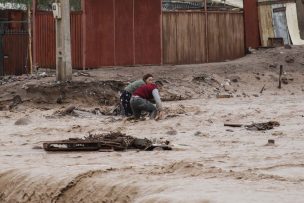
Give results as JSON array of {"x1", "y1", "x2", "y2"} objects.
[{"x1": 163, "y1": 11, "x2": 245, "y2": 64}]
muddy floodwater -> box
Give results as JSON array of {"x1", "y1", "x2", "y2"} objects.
[{"x1": 1, "y1": 46, "x2": 304, "y2": 202}]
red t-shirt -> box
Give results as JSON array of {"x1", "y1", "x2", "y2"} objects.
[{"x1": 132, "y1": 84, "x2": 158, "y2": 100}]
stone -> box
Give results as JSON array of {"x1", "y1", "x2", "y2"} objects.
[
  {"x1": 229, "y1": 76, "x2": 240, "y2": 83},
  {"x1": 285, "y1": 55, "x2": 295, "y2": 63},
  {"x1": 224, "y1": 84, "x2": 233, "y2": 92},
  {"x1": 15, "y1": 117, "x2": 31, "y2": 125},
  {"x1": 166, "y1": 130, "x2": 177, "y2": 136}
]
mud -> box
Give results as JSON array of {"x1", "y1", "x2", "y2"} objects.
[{"x1": 1, "y1": 45, "x2": 304, "y2": 203}]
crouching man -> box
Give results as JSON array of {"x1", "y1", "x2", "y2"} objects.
[{"x1": 130, "y1": 81, "x2": 164, "y2": 120}]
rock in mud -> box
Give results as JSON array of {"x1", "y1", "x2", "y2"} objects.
[
  {"x1": 285, "y1": 55, "x2": 295, "y2": 63},
  {"x1": 15, "y1": 117, "x2": 31, "y2": 125},
  {"x1": 284, "y1": 44, "x2": 292, "y2": 49},
  {"x1": 229, "y1": 76, "x2": 240, "y2": 83},
  {"x1": 166, "y1": 130, "x2": 177, "y2": 135},
  {"x1": 216, "y1": 94, "x2": 233, "y2": 99},
  {"x1": 224, "y1": 84, "x2": 233, "y2": 92},
  {"x1": 245, "y1": 121, "x2": 280, "y2": 131},
  {"x1": 63, "y1": 105, "x2": 76, "y2": 115},
  {"x1": 9, "y1": 95, "x2": 22, "y2": 109}
]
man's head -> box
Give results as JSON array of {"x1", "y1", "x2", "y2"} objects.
[
  {"x1": 155, "y1": 80, "x2": 164, "y2": 90},
  {"x1": 143, "y1": 74, "x2": 153, "y2": 84}
]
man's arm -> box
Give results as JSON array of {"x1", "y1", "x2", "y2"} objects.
[{"x1": 152, "y1": 89, "x2": 162, "y2": 111}]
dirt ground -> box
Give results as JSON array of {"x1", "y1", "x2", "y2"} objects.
[{"x1": 1, "y1": 46, "x2": 304, "y2": 203}]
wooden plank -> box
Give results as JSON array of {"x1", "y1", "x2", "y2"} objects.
[
  {"x1": 176, "y1": 13, "x2": 186, "y2": 64},
  {"x1": 224, "y1": 123, "x2": 243, "y2": 127},
  {"x1": 180, "y1": 13, "x2": 191, "y2": 64},
  {"x1": 236, "y1": 13, "x2": 245, "y2": 58},
  {"x1": 232, "y1": 13, "x2": 244, "y2": 59},
  {"x1": 200, "y1": 13, "x2": 206, "y2": 63},
  {"x1": 190, "y1": 12, "x2": 204, "y2": 63},
  {"x1": 296, "y1": 0, "x2": 304, "y2": 39},
  {"x1": 221, "y1": 13, "x2": 228, "y2": 60},
  {"x1": 207, "y1": 13, "x2": 220, "y2": 62},
  {"x1": 162, "y1": 13, "x2": 177, "y2": 64},
  {"x1": 258, "y1": 5, "x2": 275, "y2": 46}
]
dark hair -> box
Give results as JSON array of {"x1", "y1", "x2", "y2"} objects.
[
  {"x1": 143, "y1": 74, "x2": 153, "y2": 82},
  {"x1": 155, "y1": 80, "x2": 163, "y2": 86}
]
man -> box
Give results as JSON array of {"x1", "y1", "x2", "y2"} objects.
[
  {"x1": 120, "y1": 74, "x2": 153, "y2": 116},
  {"x1": 130, "y1": 81, "x2": 164, "y2": 120}
]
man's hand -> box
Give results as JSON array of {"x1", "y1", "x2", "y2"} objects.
[{"x1": 155, "y1": 111, "x2": 165, "y2": 120}]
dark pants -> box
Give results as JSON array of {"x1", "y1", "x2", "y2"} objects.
[
  {"x1": 130, "y1": 97, "x2": 157, "y2": 119},
  {"x1": 120, "y1": 90, "x2": 132, "y2": 116}
]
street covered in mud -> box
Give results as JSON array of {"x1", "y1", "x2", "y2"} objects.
[{"x1": 1, "y1": 46, "x2": 304, "y2": 202}]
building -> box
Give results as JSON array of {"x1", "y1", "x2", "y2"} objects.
[{"x1": 244, "y1": 0, "x2": 304, "y2": 49}]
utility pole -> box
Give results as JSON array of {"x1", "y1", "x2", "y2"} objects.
[{"x1": 54, "y1": 0, "x2": 72, "y2": 81}]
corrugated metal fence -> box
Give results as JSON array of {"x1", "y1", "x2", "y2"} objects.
[
  {"x1": 0, "y1": 10, "x2": 29, "y2": 76},
  {"x1": 163, "y1": 11, "x2": 245, "y2": 64},
  {"x1": 34, "y1": 11, "x2": 82, "y2": 69},
  {"x1": 83, "y1": 0, "x2": 162, "y2": 68},
  {"x1": 34, "y1": 12, "x2": 55, "y2": 68},
  {"x1": 2, "y1": 30, "x2": 29, "y2": 75}
]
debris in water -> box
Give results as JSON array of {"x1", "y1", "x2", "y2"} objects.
[
  {"x1": 216, "y1": 94, "x2": 233, "y2": 99},
  {"x1": 43, "y1": 132, "x2": 172, "y2": 152},
  {"x1": 224, "y1": 123, "x2": 243, "y2": 127},
  {"x1": 224, "y1": 121, "x2": 280, "y2": 131},
  {"x1": 245, "y1": 121, "x2": 280, "y2": 131},
  {"x1": 9, "y1": 95, "x2": 22, "y2": 109},
  {"x1": 265, "y1": 139, "x2": 276, "y2": 146}
]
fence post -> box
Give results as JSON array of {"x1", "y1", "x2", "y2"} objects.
[
  {"x1": 55, "y1": 0, "x2": 72, "y2": 81},
  {"x1": 32, "y1": 0, "x2": 37, "y2": 73},
  {"x1": 204, "y1": 0, "x2": 209, "y2": 63},
  {"x1": 28, "y1": 4, "x2": 33, "y2": 74}
]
